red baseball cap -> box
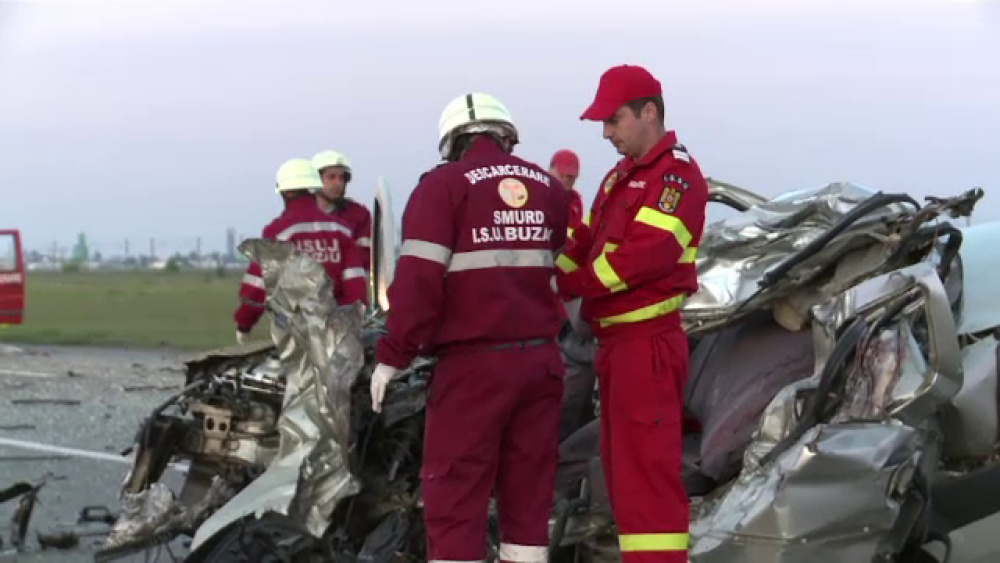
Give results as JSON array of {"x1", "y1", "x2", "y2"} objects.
[
  {"x1": 550, "y1": 149, "x2": 580, "y2": 175},
  {"x1": 580, "y1": 64, "x2": 662, "y2": 121}
]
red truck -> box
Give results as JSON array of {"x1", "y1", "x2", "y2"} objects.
[{"x1": 0, "y1": 229, "x2": 24, "y2": 325}]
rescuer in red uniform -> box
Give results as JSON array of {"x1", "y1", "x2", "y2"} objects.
[
  {"x1": 369, "y1": 93, "x2": 570, "y2": 563},
  {"x1": 311, "y1": 150, "x2": 373, "y2": 273},
  {"x1": 555, "y1": 64, "x2": 708, "y2": 562},
  {"x1": 549, "y1": 149, "x2": 584, "y2": 235},
  {"x1": 234, "y1": 158, "x2": 368, "y2": 343}
]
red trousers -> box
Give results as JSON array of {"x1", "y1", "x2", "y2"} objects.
[
  {"x1": 595, "y1": 328, "x2": 690, "y2": 562},
  {"x1": 421, "y1": 343, "x2": 564, "y2": 562}
]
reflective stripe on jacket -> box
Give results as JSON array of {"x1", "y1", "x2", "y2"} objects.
[
  {"x1": 555, "y1": 131, "x2": 707, "y2": 339},
  {"x1": 376, "y1": 137, "x2": 571, "y2": 368}
]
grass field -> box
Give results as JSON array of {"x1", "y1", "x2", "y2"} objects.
[{"x1": 0, "y1": 270, "x2": 270, "y2": 351}]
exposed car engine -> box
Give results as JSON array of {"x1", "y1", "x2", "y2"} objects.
[{"x1": 96, "y1": 343, "x2": 284, "y2": 560}]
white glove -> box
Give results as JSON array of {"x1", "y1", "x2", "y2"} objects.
[
  {"x1": 370, "y1": 363, "x2": 400, "y2": 413},
  {"x1": 236, "y1": 331, "x2": 247, "y2": 346}
]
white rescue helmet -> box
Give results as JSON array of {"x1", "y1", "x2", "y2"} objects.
[
  {"x1": 437, "y1": 92, "x2": 519, "y2": 160},
  {"x1": 311, "y1": 150, "x2": 352, "y2": 175},
  {"x1": 275, "y1": 158, "x2": 322, "y2": 193}
]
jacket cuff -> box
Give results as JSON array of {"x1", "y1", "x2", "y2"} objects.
[{"x1": 375, "y1": 339, "x2": 415, "y2": 371}]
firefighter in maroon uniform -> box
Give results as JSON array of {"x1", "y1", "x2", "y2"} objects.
[
  {"x1": 234, "y1": 158, "x2": 368, "y2": 343},
  {"x1": 549, "y1": 149, "x2": 584, "y2": 236},
  {"x1": 555, "y1": 65, "x2": 708, "y2": 562},
  {"x1": 369, "y1": 93, "x2": 570, "y2": 563},
  {"x1": 312, "y1": 150, "x2": 373, "y2": 273}
]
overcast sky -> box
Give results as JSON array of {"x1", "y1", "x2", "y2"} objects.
[{"x1": 1, "y1": 0, "x2": 997, "y2": 256}]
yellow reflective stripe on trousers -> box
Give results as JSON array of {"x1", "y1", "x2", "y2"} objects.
[
  {"x1": 597, "y1": 293, "x2": 686, "y2": 328},
  {"x1": 592, "y1": 252, "x2": 627, "y2": 293},
  {"x1": 567, "y1": 226, "x2": 575, "y2": 238},
  {"x1": 619, "y1": 532, "x2": 689, "y2": 552},
  {"x1": 582, "y1": 212, "x2": 591, "y2": 227},
  {"x1": 556, "y1": 253, "x2": 578, "y2": 274},
  {"x1": 635, "y1": 206, "x2": 692, "y2": 248}
]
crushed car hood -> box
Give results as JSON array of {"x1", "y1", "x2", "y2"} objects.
[{"x1": 683, "y1": 181, "x2": 927, "y2": 334}]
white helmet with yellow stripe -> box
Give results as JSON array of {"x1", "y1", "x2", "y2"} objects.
[{"x1": 437, "y1": 92, "x2": 519, "y2": 160}]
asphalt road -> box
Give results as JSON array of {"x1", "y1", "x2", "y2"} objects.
[
  {"x1": 0, "y1": 344, "x2": 190, "y2": 562},
  {"x1": 3, "y1": 343, "x2": 999, "y2": 563}
]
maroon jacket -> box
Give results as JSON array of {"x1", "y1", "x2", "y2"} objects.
[
  {"x1": 376, "y1": 137, "x2": 571, "y2": 369},
  {"x1": 234, "y1": 195, "x2": 368, "y2": 333},
  {"x1": 326, "y1": 198, "x2": 372, "y2": 272}
]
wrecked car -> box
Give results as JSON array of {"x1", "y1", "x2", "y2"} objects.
[{"x1": 100, "y1": 177, "x2": 998, "y2": 563}]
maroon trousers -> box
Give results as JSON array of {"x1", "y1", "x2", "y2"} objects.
[
  {"x1": 421, "y1": 343, "x2": 564, "y2": 562},
  {"x1": 595, "y1": 329, "x2": 690, "y2": 562}
]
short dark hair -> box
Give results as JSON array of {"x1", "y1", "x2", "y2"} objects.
[{"x1": 625, "y1": 95, "x2": 664, "y2": 125}]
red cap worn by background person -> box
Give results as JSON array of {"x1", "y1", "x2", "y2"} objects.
[
  {"x1": 550, "y1": 149, "x2": 580, "y2": 176},
  {"x1": 580, "y1": 64, "x2": 662, "y2": 121}
]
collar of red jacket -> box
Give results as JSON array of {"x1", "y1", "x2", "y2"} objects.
[
  {"x1": 460, "y1": 135, "x2": 506, "y2": 159},
  {"x1": 284, "y1": 193, "x2": 317, "y2": 210},
  {"x1": 620, "y1": 130, "x2": 679, "y2": 171}
]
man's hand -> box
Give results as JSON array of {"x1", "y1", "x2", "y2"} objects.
[
  {"x1": 370, "y1": 363, "x2": 401, "y2": 413},
  {"x1": 236, "y1": 330, "x2": 248, "y2": 346}
]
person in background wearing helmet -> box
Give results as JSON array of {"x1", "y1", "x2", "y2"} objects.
[
  {"x1": 369, "y1": 93, "x2": 570, "y2": 563},
  {"x1": 233, "y1": 158, "x2": 368, "y2": 343},
  {"x1": 549, "y1": 149, "x2": 584, "y2": 236},
  {"x1": 555, "y1": 64, "x2": 708, "y2": 562},
  {"x1": 311, "y1": 150, "x2": 373, "y2": 272}
]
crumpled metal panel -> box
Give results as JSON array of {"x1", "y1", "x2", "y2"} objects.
[
  {"x1": 956, "y1": 222, "x2": 1000, "y2": 335},
  {"x1": 104, "y1": 478, "x2": 234, "y2": 551},
  {"x1": 690, "y1": 423, "x2": 926, "y2": 563},
  {"x1": 689, "y1": 262, "x2": 958, "y2": 562},
  {"x1": 811, "y1": 262, "x2": 963, "y2": 425},
  {"x1": 190, "y1": 239, "x2": 365, "y2": 550},
  {"x1": 682, "y1": 182, "x2": 912, "y2": 333},
  {"x1": 940, "y1": 336, "x2": 999, "y2": 459}
]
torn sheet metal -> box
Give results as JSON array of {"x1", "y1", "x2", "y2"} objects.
[
  {"x1": 939, "y1": 336, "x2": 999, "y2": 459},
  {"x1": 706, "y1": 177, "x2": 769, "y2": 211},
  {"x1": 190, "y1": 239, "x2": 366, "y2": 550},
  {"x1": 103, "y1": 478, "x2": 232, "y2": 556},
  {"x1": 686, "y1": 259, "x2": 963, "y2": 562},
  {"x1": 682, "y1": 182, "x2": 911, "y2": 330},
  {"x1": 812, "y1": 262, "x2": 963, "y2": 425},
  {"x1": 690, "y1": 423, "x2": 926, "y2": 563}
]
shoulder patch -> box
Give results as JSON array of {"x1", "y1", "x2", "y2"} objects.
[
  {"x1": 658, "y1": 174, "x2": 690, "y2": 213},
  {"x1": 671, "y1": 144, "x2": 691, "y2": 163}
]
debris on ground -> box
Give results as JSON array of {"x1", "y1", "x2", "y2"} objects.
[
  {"x1": 37, "y1": 530, "x2": 80, "y2": 549},
  {"x1": 118, "y1": 384, "x2": 181, "y2": 392},
  {"x1": 10, "y1": 398, "x2": 81, "y2": 406},
  {"x1": 0, "y1": 424, "x2": 35, "y2": 431},
  {"x1": 0, "y1": 455, "x2": 71, "y2": 462}
]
